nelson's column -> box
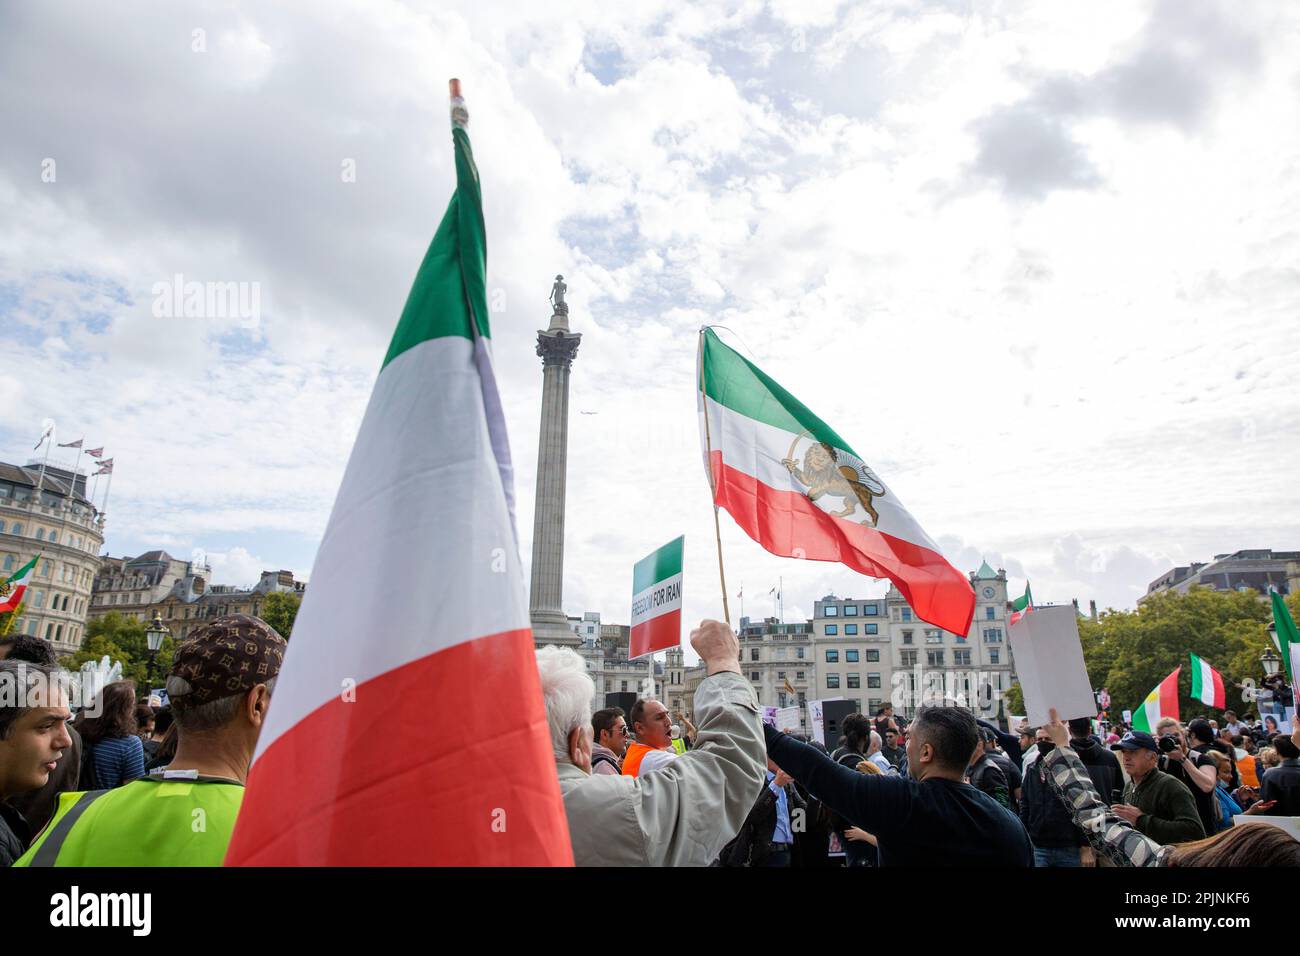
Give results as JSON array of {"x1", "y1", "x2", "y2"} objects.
[{"x1": 529, "y1": 275, "x2": 581, "y2": 648}]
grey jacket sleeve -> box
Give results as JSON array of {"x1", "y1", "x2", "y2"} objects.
[{"x1": 633, "y1": 671, "x2": 765, "y2": 866}]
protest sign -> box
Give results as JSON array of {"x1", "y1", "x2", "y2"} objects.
[{"x1": 1007, "y1": 603, "x2": 1095, "y2": 726}]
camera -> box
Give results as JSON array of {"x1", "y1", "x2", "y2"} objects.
[{"x1": 1158, "y1": 734, "x2": 1179, "y2": 753}]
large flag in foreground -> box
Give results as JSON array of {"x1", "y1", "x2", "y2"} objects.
[
  {"x1": 1132, "y1": 667, "x2": 1180, "y2": 733},
  {"x1": 226, "y1": 83, "x2": 572, "y2": 866},
  {"x1": 697, "y1": 328, "x2": 974, "y2": 636},
  {"x1": 1189, "y1": 652, "x2": 1225, "y2": 709}
]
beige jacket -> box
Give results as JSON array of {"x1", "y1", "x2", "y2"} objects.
[{"x1": 556, "y1": 671, "x2": 764, "y2": 866}]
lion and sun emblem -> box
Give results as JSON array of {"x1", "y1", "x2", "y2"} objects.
[{"x1": 782, "y1": 433, "x2": 886, "y2": 527}]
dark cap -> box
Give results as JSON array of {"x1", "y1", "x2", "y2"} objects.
[
  {"x1": 1111, "y1": 731, "x2": 1158, "y2": 753},
  {"x1": 166, "y1": 614, "x2": 286, "y2": 706}
]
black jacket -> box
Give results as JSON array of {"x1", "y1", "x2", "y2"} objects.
[
  {"x1": 1019, "y1": 755, "x2": 1084, "y2": 849},
  {"x1": 765, "y1": 725, "x2": 1033, "y2": 867},
  {"x1": 1069, "y1": 736, "x2": 1124, "y2": 805},
  {"x1": 1261, "y1": 759, "x2": 1300, "y2": 816},
  {"x1": 0, "y1": 801, "x2": 32, "y2": 868},
  {"x1": 717, "y1": 777, "x2": 806, "y2": 866}
]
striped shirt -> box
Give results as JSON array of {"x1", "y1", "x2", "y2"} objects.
[{"x1": 88, "y1": 735, "x2": 146, "y2": 789}]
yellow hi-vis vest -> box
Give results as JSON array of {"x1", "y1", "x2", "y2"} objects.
[{"x1": 13, "y1": 773, "x2": 244, "y2": 867}]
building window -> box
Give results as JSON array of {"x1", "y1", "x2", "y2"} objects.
[
  {"x1": 990, "y1": 649, "x2": 1000, "y2": 665},
  {"x1": 826, "y1": 674, "x2": 840, "y2": 689},
  {"x1": 983, "y1": 628, "x2": 1003, "y2": 644},
  {"x1": 796, "y1": 671, "x2": 805, "y2": 680},
  {"x1": 843, "y1": 604, "x2": 858, "y2": 617},
  {"x1": 10, "y1": 523, "x2": 21, "y2": 535},
  {"x1": 865, "y1": 623, "x2": 878, "y2": 635},
  {"x1": 845, "y1": 649, "x2": 859, "y2": 663},
  {"x1": 750, "y1": 648, "x2": 760, "y2": 661},
  {"x1": 925, "y1": 630, "x2": 942, "y2": 644},
  {"x1": 927, "y1": 650, "x2": 944, "y2": 667},
  {"x1": 825, "y1": 624, "x2": 838, "y2": 636},
  {"x1": 824, "y1": 605, "x2": 838, "y2": 617},
  {"x1": 986, "y1": 606, "x2": 996, "y2": 620},
  {"x1": 902, "y1": 629, "x2": 913, "y2": 644},
  {"x1": 751, "y1": 671, "x2": 760, "y2": 681},
  {"x1": 825, "y1": 650, "x2": 839, "y2": 663},
  {"x1": 796, "y1": 647, "x2": 805, "y2": 659},
  {"x1": 847, "y1": 673, "x2": 861, "y2": 689},
  {"x1": 1, "y1": 555, "x2": 11, "y2": 571},
  {"x1": 901, "y1": 608, "x2": 912, "y2": 622},
  {"x1": 865, "y1": 603, "x2": 878, "y2": 616},
  {"x1": 844, "y1": 623, "x2": 858, "y2": 635},
  {"x1": 621, "y1": 681, "x2": 628, "y2": 692},
  {"x1": 777, "y1": 671, "x2": 786, "y2": 679},
  {"x1": 866, "y1": 649, "x2": 880, "y2": 662},
  {"x1": 954, "y1": 649, "x2": 971, "y2": 666},
  {"x1": 36, "y1": 528, "x2": 45, "y2": 541},
  {"x1": 867, "y1": 673, "x2": 881, "y2": 689}
]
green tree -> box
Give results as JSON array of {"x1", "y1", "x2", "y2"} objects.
[
  {"x1": 1079, "y1": 589, "x2": 1285, "y2": 724},
  {"x1": 61, "y1": 611, "x2": 177, "y2": 693},
  {"x1": 1003, "y1": 682, "x2": 1024, "y2": 716},
  {"x1": 260, "y1": 591, "x2": 301, "y2": 639}
]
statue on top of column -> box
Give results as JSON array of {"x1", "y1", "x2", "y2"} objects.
[{"x1": 549, "y1": 274, "x2": 568, "y2": 315}]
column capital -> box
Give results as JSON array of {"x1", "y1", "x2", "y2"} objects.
[{"x1": 536, "y1": 329, "x2": 582, "y2": 368}]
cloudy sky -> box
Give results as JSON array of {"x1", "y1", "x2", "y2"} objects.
[{"x1": 2, "y1": 0, "x2": 1297, "y2": 631}]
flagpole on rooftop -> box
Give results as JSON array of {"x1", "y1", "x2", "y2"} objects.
[
  {"x1": 697, "y1": 329, "x2": 731, "y2": 627},
  {"x1": 34, "y1": 421, "x2": 54, "y2": 496}
]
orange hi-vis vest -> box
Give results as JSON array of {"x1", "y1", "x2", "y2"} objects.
[{"x1": 622, "y1": 742, "x2": 666, "y2": 777}]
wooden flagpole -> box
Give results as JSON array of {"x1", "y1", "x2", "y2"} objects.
[{"x1": 698, "y1": 329, "x2": 731, "y2": 627}]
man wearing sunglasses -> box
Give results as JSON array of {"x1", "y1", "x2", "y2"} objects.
[{"x1": 591, "y1": 708, "x2": 629, "y2": 775}]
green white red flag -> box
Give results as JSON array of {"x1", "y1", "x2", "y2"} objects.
[
  {"x1": 1132, "y1": 666, "x2": 1180, "y2": 733},
  {"x1": 1270, "y1": 588, "x2": 1296, "y2": 683},
  {"x1": 226, "y1": 81, "x2": 572, "y2": 866},
  {"x1": 0, "y1": 555, "x2": 40, "y2": 615},
  {"x1": 630, "y1": 536, "x2": 684, "y2": 659},
  {"x1": 1009, "y1": 582, "x2": 1034, "y2": 626},
  {"x1": 1189, "y1": 652, "x2": 1225, "y2": 709},
  {"x1": 697, "y1": 328, "x2": 974, "y2": 636}
]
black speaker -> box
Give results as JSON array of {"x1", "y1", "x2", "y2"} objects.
[
  {"x1": 821, "y1": 700, "x2": 857, "y2": 748},
  {"x1": 605, "y1": 692, "x2": 638, "y2": 714}
]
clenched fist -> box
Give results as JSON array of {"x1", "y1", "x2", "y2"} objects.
[{"x1": 690, "y1": 619, "x2": 741, "y2": 676}]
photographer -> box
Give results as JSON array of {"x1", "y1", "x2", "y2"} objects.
[
  {"x1": 1109, "y1": 731, "x2": 1205, "y2": 845},
  {"x1": 1152, "y1": 716, "x2": 1218, "y2": 836}
]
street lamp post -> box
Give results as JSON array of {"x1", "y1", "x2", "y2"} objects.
[{"x1": 145, "y1": 611, "x2": 170, "y2": 688}]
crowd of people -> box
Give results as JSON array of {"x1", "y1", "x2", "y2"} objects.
[
  {"x1": 1, "y1": 615, "x2": 1297, "y2": 868},
  {"x1": 536, "y1": 619, "x2": 1300, "y2": 867}
]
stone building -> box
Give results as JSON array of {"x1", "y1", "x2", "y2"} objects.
[
  {"x1": 1142, "y1": 549, "x2": 1300, "y2": 602},
  {"x1": 0, "y1": 461, "x2": 104, "y2": 655},
  {"x1": 89, "y1": 551, "x2": 210, "y2": 622},
  {"x1": 811, "y1": 560, "x2": 1019, "y2": 724},
  {"x1": 737, "y1": 616, "x2": 815, "y2": 733}
]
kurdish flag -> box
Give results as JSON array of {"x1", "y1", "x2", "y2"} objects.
[
  {"x1": 1189, "y1": 652, "x2": 1226, "y2": 708},
  {"x1": 1009, "y1": 582, "x2": 1034, "y2": 626},
  {"x1": 1132, "y1": 666, "x2": 1180, "y2": 733},
  {"x1": 697, "y1": 328, "x2": 974, "y2": 636},
  {"x1": 226, "y1": 82, "x2": 572, "y2": 866},
  {"x1": 629, "y1": 536, "x2": 684, "y2": 660},
  {"x1": 0, "y1": 556, "x2": 40, "y2": 614}
]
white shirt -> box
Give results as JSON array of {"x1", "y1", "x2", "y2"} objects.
[
  {"x1": 867, "y1": 751, "x2": 894, "y2": 774},
  {"x1": 637, "y1": 748, "x2": 679, "y2": 776}
]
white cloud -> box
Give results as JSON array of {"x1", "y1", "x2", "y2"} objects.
[{"x1": 2, "y1": 0, "x2": 1297, "y2": 636}]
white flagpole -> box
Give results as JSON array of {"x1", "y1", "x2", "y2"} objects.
[
  {"x1": 35, "y1": 424, "x2": 54, "y2": 496},
  {"x1": 101, "y1": 467, "x2": 114, "y2": 516},
  {"x1": 70, "y1": 443, "x2": 84, "y2": 500},
  {"x1": 779, "y1": 576, "x2": 784, "y2": 624}
]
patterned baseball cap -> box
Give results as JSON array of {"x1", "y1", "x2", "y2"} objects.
[{"x1": 166, "y1": 614, "x2": 286, "y2": 705}]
